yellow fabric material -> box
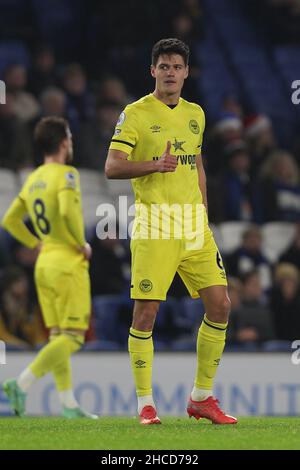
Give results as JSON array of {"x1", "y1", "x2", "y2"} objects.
[
  {"x1": 30, "y1": 333, "x2": 83, "y2": 379},
  {"x1": 194, "y1": 314, "x2": 227, "y2": 390},
  {"x1": 2, "y1": 163, "x2": 87, "y2": 271},
  {"x1": 130, "y1": 225, "x2": 227, "y2": 300},
  {"x1": 128, "y1": 328, "x2": 153, "y2": 397},
  {"x1": 109, "y1": 94, "x2": 205, "y2": 238},
  {"x1": 49, "y1": 332, "x2": 72, "y2": 392},
  {"x1": 35, "y1": 264, "x2": 91, "y2": 330},
  {"x1": 1, "y1": 196, "x2": 40, "y2": 248}
]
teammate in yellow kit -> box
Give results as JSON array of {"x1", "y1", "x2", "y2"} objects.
[
  {"x1": 2, "y1": 117, "x2": 97, "y2": 419},
  {"x1": 105, "y1": 38, "x2": 236, "y2": 425}
]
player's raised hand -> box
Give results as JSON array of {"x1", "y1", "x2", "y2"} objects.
[{"x1": 155, "y1": 141, "x2": 178, "y2": 173}]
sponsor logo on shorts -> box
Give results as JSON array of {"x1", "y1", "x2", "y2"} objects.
[
  {"x1": 189, "y1": 119, "x2": 200, "y2": 134},
  {"x1": 139, "y1": 279, "x2": 153, "y2": 293}
]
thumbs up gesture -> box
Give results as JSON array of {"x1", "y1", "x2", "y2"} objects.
[{"x1": 155, "y1": 141, "x2": 178, "y2": 173}]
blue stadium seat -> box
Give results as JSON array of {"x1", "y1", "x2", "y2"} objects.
[
  {"x1": 93, "y1": 295, "x2": 133, "y2": 344},
  {"x1": 31, "y1": 0, "x2": 84, "y2": 56},
  {"x1": 0, "y1": 41, "x2": 30, "y2": 75},
  {"x1": 225, "y1": 343, "x2": 259, "y2": 352},
  {"x1": 154, "y1": 298, "x2": 180, "y2": 343},
  {"x1": 180, "y1": 297, "x2": 205, "y2": 331},
  {"x1": 262, "y1": 340, "x2": 291, "y2": 353},
  {"x1": 82, "y1": 340, "x2": 121, "y2": 351},
  {"x1": 93, "y1": 296, "x2": 122, "y2": 342}
]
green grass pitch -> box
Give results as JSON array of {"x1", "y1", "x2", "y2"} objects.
[{"x1": 0, "y1": 417, "x2": 300, "y2": 450}]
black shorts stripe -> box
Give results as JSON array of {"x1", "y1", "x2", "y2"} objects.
[
  {"x1": 111, "y1": 139, "x2": 134, "y2": 148},
  {"x1": 203, "y1": 319, "x2": 227, "y2": 331}
]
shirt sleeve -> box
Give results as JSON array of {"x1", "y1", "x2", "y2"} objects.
[
  {"x1": 58, "y1": 168, "x2": 86, "y2": 247},
  {"x1": 109, "y1": 106, "x2": 139, "y2": 155},
  {"x1": 58, "y1": 167, "x2": 80, "y2": 193},
  {"x1": 197, "y1": 107, "x2": 206, "y2": 152},
  {"x1": 1, "y1": 196, "x2": 40, "y2": 249}
]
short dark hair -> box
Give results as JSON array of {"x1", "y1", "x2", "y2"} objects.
[
  {"x1": 34, "y1": 117, "x2": 68, "y2": 156},
  {"x1": 151, "y1": 38, "x2": 190, "y2": 66}
]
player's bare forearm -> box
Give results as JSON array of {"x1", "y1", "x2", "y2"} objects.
[
  {"x1": 196, "y1": 154, "x2": 208, "y2": 214},
  {"x1": 105, "y1": 143, "x2": 177, "y2": 179},
  {"x1": 105, "y1": 152, "x2": 157, "y2": 179}
]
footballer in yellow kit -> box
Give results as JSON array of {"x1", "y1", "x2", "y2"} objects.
[
  {"x1": 110, "y1": 93, "x2": 227, "y2": 300},
  {"x1": 2, "y1": 117, "x2": 97, "y2": 419},
  {"x1": 19, "y1": 162, "x2": 90, "y2": 330},
  {"x1": 106, "y1": 38, "x2": 236, "y2": 425}
]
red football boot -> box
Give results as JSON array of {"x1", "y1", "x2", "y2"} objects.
[
  {"x1": 139, "y1": 405, "x2": 161, "y2": 425},
  {"x1": 187, "y1": 396, "x2": 237, "y2": 425}
]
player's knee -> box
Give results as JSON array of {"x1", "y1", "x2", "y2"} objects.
[
  {"x1": 61, "y1": 328, "x2": 86, "y2": 351},
  {"x1": 207, "y1": 296, "x2": 231, "y2": 323},
  {"x1": 49, "y1": 327, "x2": 61, "y2": 341},
  {"x1": 221, "y1": 296, "x2": 231, "y2": 316},
  {"x1": 50, "y1": 327, "x2": 60, "y2": 335},
  {"x1": 132, "y1": 302, "x2": 158, "y2": 331}
]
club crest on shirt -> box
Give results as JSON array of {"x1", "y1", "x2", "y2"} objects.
[
  {"x1": 117, "y1": 112, "x2": 126, "y2": 126},
  {"x1": 189, "y1": 119, "x2": 200, "y2": 134}
]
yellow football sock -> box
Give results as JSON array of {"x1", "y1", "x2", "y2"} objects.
[
  {"x1": 29, "y1": 333, "x2": 83, "y2": 380},
  {"x1": 128, "y1": 327, "x2": 153, "y2": 397},
  {"x1": 194, "y1": 314, "x2": 227, "y2": 390},
  {"x1": 49, "y1": 332, "x2": 72, "y2": 392}
]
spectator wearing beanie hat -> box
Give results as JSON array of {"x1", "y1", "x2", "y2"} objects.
[
  {"x1": 206, "y1": 112, "x2": 243, "y2": 174},
  {"x1": 244, "y1": 114, "x2": 277, "y2": 174}
]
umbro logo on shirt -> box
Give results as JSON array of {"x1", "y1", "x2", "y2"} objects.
[{"x1": 150, "y1": 125, "x2": 161, "y2": 133}]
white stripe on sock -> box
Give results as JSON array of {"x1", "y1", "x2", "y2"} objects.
[
  {"x1": 59, "y1": 390, "x2": 78, "y2": 409},
  {"x1": 137, "y1": 395, "x2": 155, "y2": 414},
  {"x1": 17, "y1": 368, "x2": 37, "y2": 392},
  {"x1": 191, "y1": 387, "x2": 212, "y2": 402}
]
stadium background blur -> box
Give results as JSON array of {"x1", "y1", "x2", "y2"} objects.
[{"x1": 0, "y1": 0, "x2": 300, "y2": 357}]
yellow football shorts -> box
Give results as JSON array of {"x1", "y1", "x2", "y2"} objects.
[
  {"x1": 130, "y1": 223, "x2": 227, "y2": 300},
  {"x1": 34, "y1": 262, "x2": 91, "y2": 330}
]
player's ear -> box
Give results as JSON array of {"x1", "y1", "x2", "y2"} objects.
[
  {"x1": 150, "y1": 65, "x2": 156, "y2": 78},
  {"x1": 184, "y1": 65, "x2": 189, "y2": 79},
  {"x1": 60, "y1": 137, "x2": 68, "y2": 153}
]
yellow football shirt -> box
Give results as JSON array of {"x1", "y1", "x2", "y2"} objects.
[
  {"x1": 109, "y1": 93, "x2": 206, "y2": 238},
  {"x1": 7, "y1": 163, "x2": 86, "y2": 269}
]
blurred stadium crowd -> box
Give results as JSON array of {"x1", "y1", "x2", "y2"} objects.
[{"x1": 0, "y1": 0, "x2": 300, "y2": 352}]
